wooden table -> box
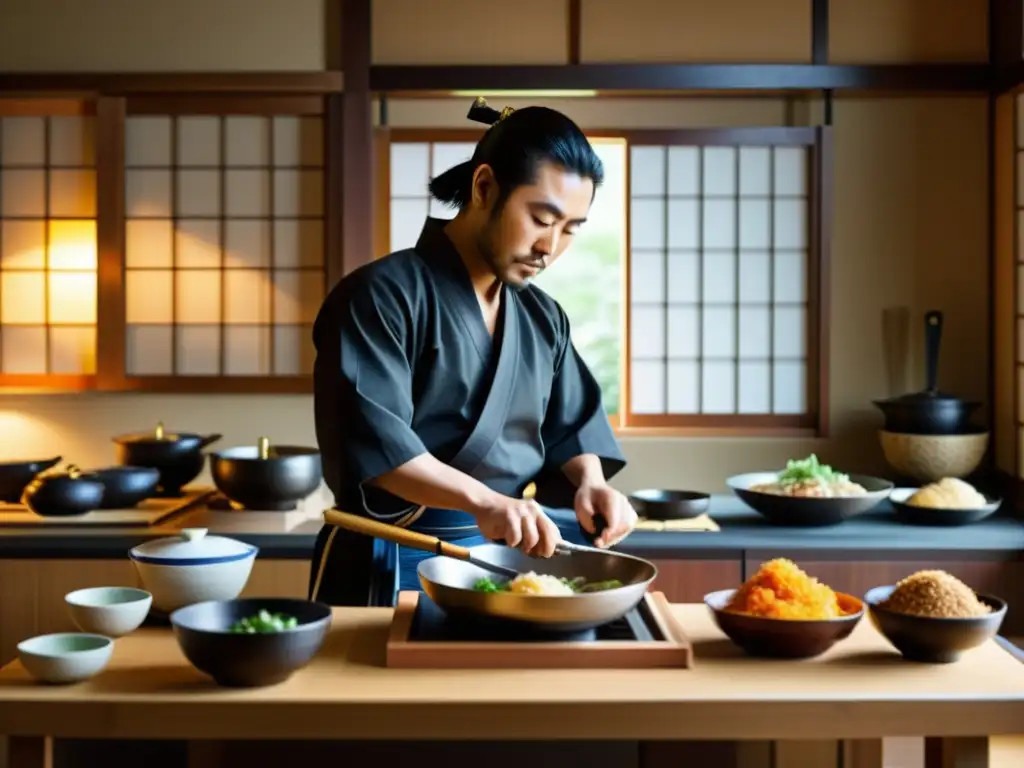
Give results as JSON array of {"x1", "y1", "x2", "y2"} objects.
[{"x1": 1, "y1": 605, "x2": 1023, "y2": 768}]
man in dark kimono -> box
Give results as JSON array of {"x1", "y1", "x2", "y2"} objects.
[{"x1": 309, "y1": 99, "x2": 636, "y2": 606}]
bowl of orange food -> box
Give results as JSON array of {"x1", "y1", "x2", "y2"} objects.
[{"x1": 705, "y1": 559, "x2": 864, "y2": 658}]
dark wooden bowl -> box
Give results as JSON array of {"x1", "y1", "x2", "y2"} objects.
[
  {"x1": 704, "y1": 588, "x2": 864, "y2": 659},
  {"x1": 170, "y1": 597, "x2": 332, "y2": 687},
  {"x1": 864, "y1": 586, "x2": 1007, "y2": 664},
  {"x1": 629, "y1": 489, "x2": 711, "y2": 520}
]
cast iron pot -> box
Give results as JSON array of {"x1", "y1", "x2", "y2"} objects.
[
  {"x1": 21, "y1": 464, "x2": 105, "y2": 517},
  {"x1": 0, "y1": 456, "x2": 62, "y2": 503},
  {"x1": 88, "y1": 466, "x2": 161, "y2": 509},
  {"x1": 210, "y1": 437, "x2": 322, "y2": 511},
  {"x1": 112, "y1": 422, "x2": 221, "y2": 496},
  {"x1": 873, "y1": 311, "x2": 980, "y2": 435}
]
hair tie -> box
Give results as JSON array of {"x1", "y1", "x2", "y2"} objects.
[{"x1": 467, "y1": 97, "x2": 514, "y2": 126}]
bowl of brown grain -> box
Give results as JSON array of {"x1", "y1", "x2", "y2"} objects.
[{"x1": 864, "y1": 570, "x2": 1006, "y2": 664}]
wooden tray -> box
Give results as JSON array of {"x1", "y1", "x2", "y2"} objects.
[
  {"x1": 386, "y1": 590, "x2": 693, "y2": 669},
  {"x1": 0, "y1": 488, "x2": 214, "y2": 527}
]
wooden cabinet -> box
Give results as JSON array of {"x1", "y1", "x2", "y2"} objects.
[{"x1": 649, "y1": 557, "x2": 741, "y2": 603}]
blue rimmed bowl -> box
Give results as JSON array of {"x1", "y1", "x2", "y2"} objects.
[{"x1": 129, "y1": 527, "x2": 258, "y2": 614}]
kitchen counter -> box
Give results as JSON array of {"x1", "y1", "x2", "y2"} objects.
[
  {"x1": 1, "y1": 493, "x2": 1023, "y2": 560},
  {"x1": 1, "y1": 603, "x2": 1023, "y2": 768}
]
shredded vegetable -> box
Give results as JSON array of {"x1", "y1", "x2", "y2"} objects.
[{"x1": 776, "y1": 454, "x2": 849, "y2": 487}]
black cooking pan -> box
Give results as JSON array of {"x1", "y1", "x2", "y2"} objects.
[{"x1": 873, "y1": 310, "x2": 979, "y2": 435}]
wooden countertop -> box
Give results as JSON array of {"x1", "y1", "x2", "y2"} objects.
[{"x1": 1, "y1": 604, "x2": 1023, "y2": 743}]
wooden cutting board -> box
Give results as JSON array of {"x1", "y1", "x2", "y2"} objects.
[{"x1": 0, "y1": 487, "x2": 214, "y2": 527}]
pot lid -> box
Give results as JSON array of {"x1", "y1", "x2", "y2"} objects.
[{"x1": 129, "y1": 527, "x2": 257, "y2": 565}]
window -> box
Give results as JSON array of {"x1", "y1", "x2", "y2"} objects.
[
  {"x1": 0, "y1": 107, "x2": 98, "y2": 387},
  {"x1": 122, "y1": 104, "x2": 326, "y2": 383},
  {"x1": 381, "y1": 126, "x2": 827, "y2": 434}
]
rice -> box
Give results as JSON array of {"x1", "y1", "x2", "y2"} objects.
[
  {"x1": 880, "y1": 570, "x2": 992, "y2": 618},
  {"x1": 507, "y1": 571, "x2": 575, "y2": 596},
  {"x1": 725, "y1": 558, "x2": 845, "y2": 620}
]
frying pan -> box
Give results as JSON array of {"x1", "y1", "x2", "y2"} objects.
[{"x1": 321, "y1": 509, "x2": 657, "y2": 633}]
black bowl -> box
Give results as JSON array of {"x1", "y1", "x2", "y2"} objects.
[
  {"x1": 87, "y1": 466, "x2": 161, "y2": 509},
  {"x1": 170, "y1": 597, "x2": 332, "y2": 688},
  {"x1": 210, "y1": 445, "x2": 322, "y2": 511},
  {"x1": 727, "y1": 472, "x2": 893, "y2": 526},
  {"x1": 864, "y1": 586, "x2": 1007, "y2": 664},
  {"x1": 0, "y1": 456, "x2": 62, "y2": 503},
  {"x1": 629, "y1": 489, "x2": 710, "y2": 520},
  {"x1": 888, "y1": 488, "x2": 1002, "y2": 527},
  {"x1": 705, "y1": 589, "x2": 864, "y2": 658}
]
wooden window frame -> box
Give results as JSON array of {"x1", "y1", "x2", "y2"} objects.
[
  {"x1": 379, "y1": 125, "x2": 831, "y2": 437},
  {"x1": 0, "y1": 93, "x2": 343, "y2": 395}
]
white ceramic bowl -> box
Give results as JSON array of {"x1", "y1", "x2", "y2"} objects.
[
  {"x1": 129, "y1": 528, "x2": 258, "y2": 614},
  {"x1": 18, "y1": 633, "x2": 113, "y2": 684},
  {"x1": 65, "y1": 586, "x2": 153, "y2": 637}
]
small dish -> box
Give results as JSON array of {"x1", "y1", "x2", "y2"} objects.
[
  {"x1": 888, "y1": 487, "x2": 1002, "y2": 527},
  {"x1": 864, "y1": 585, "x2": 1007, "y2": 663},
  {"x1": 629, "y1": 489, "x2": 710, "y2": 520},
  {"x1": 17, "y1": 633, "x2": 113, "y2": 684},
  {"x1": 65, "y1": 586, "x2": 153, "y2": 637},
  {"x1": 704, "y1": 588, "x2": 864, "y2": 658}
]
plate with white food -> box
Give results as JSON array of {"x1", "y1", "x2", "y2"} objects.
[
  {"x1": 889, "y1": 477, "x2": 1002, "y2": 527},
  {"x1": 727, "y1": 455, "x2": 894, "y2": 527}
]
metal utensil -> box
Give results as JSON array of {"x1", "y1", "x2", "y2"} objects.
[{"x1": 322, "y1": 509, "x2": 520, "y2": 580}]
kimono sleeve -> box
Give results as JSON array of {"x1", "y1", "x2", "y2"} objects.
[
  {"x1": 313, "y1": 273, "x2": 428, "y2": 521},
  {"x1": 540, "y1": 306, "x2": 626, "y2": 483}
]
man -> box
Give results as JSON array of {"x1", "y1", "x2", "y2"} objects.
[{"x1": 308, "y1": 99, "x2": 637, "y2": 606}]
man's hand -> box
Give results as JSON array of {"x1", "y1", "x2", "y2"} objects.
[
  {"x1": 470, "y1": 495, "x2": 563, "y2": 558},
  {"x1": 574, "y1": 482, "x2": 637, "y2": 548}
]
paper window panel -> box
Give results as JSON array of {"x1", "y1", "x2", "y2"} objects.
[
  {"x1": 628, "y1": 142, "x2": 812, "y2": 417},
  {"x1": 122, "y1": 113, "x2": 326, "y2": 377},
  {"x1": 0, "y1": 113, "x2": 98, "y2": 376}
]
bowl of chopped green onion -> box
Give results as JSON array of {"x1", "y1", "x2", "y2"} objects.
[
  {"x1": 727, "y1": 454, "x2": 893, "y2": 526},
  {"x1": 170, "y1": 597, "x2": 332, "y2": 687}
]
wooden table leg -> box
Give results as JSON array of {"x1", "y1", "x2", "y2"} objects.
[{"x1": 7, "y1": 737, "x2": 52, "y2": 768}]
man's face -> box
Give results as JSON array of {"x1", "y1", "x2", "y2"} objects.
[{"x1": 472, "y1": 160, "x2": 594, "y2": 289}]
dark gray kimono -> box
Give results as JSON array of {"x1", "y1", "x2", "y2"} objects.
[{"x1": 308, "y1": 218, "x2": 625, "y2": 605}]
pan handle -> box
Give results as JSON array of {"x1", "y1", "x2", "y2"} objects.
[{"x1": 322, "y1": 509, "x2": 474, "y2": 561}]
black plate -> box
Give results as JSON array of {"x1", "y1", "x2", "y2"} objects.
[
  {"x1": 628, "y1": 489, "x2": 710, "y2": 520},
  {"x1": 727, "y1": 472, "x2": 893, "y2": 526},
  {"x1": 888, "y1": 487, "x2": 1001, "y2": 527}
]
